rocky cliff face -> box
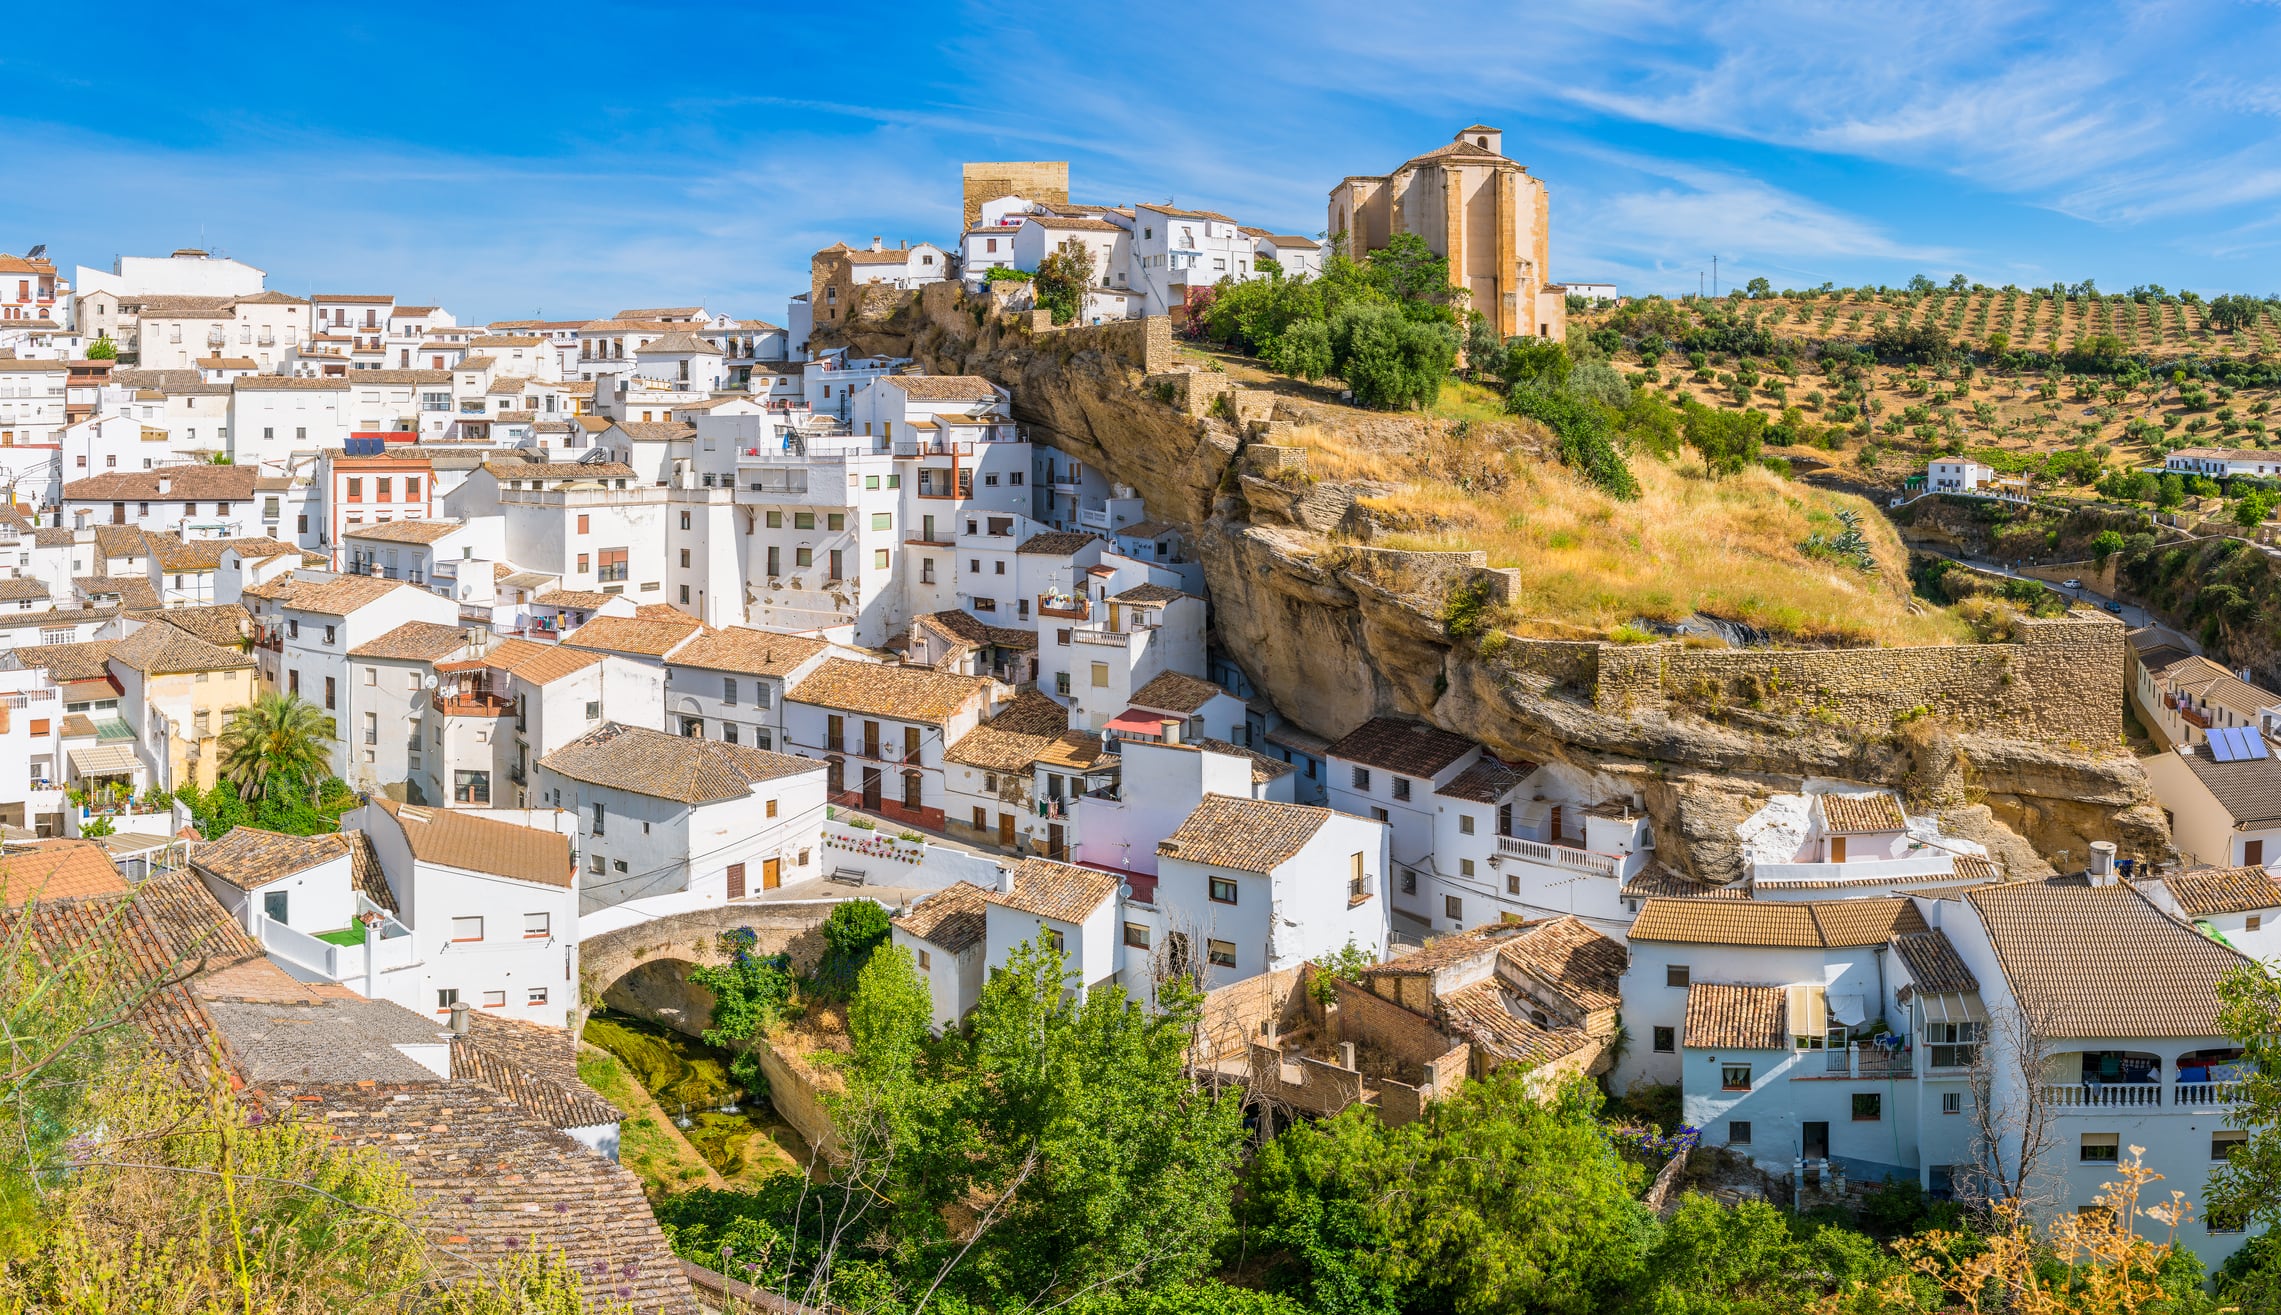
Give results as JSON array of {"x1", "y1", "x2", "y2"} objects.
[{"x1": 819, "y1": 294, "x2": 2172, "y2": 872}]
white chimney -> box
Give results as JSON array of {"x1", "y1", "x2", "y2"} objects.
[
  {"x1": 870, "y1": 236, "x2": 884, "y2": 252},
  {"x1": 448, "y1": 1000, "x2": 472, "y2": 1036},
  {"x1": 157, "y1": 476, "x2": 171, "y2": 495},
  {"x1": 2088, "y1": 841, "x2": 2118, "y2": 885},
  {"x1": 1160, "y1": 718, "x2": 1182, "y2": 746},
  {"x1": 994, "y1": 862, "x2": 1015, "y2": 894}
]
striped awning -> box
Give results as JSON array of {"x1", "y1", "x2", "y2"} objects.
[{"x1": 67, "y1": 743, "x2": 140, "y2": 778}]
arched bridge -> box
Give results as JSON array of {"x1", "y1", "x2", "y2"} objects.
[{"x1": 577, "y1": 901, "x2": 853, "y2": 1035}]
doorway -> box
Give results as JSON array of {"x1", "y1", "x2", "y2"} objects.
[
  {"x1": 762, "y1": 857, "x2": 781, "y2": 890},
  {"x1": 1047, "y1": 822, "x2": 1066, "y2": 860},
  {"x1": 997, "y1": 814, "x2": 1016, "y2": 847},
  {"x1": 861, "y1": 767, "x2": 883, "y2": 810},
  {"x1": 1803, "y1": 1121, "x2": 1830, "y2": 1159}
]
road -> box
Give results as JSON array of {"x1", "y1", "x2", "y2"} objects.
[{"x1": 1914, "y1": 543, "x2": 2196, "y2": 654}]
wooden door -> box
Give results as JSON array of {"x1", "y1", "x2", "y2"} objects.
[
  {"x1": 828, "y1": 714, "x2": 845, "y2": 752},
  {"x1": 827, "y1": 757, "x2": 844, "y2": 796},
  {"x1": 863, "y1": 720, "x2": 880, "y2": 758},
  {"x1": 997, "y1": 813, "x2": 1015, "y2": 847},
  {"x1": 861, "y1": 767, "x2": 882, "y2": 809},
  {"x1": 1549, "y1": 804, "x2": 1563, "y2": 841},
  {"x1": 1830, "y1": 835, "x2": 1848, "y2": 863},
  {"x1": 726, "y1": 863, "x2": 745, "y2": 899},
  {"x1": 1047, "y1": 823, "x2": 1065, "y2": 860},
  {"x1": 762, "y1": 858, "x2": 781, "y2": 890},
  {"x1": 2248, "y1": 838, "x2": 2266, "y2": 866}
]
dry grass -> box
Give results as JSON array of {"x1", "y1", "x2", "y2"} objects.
[{"x1": 1275, "y1": 417, "x2": 1966, "y2": 646}]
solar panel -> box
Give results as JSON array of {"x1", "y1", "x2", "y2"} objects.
[
  {"x1": 2209, "y1": 726, "x2": 2265, "y2": 762},
  {"x1": 2245, "y1": 729, "x2": 2269, "y2": 761},
  {"x1": 2208, "y1": 727, "x2": 2239, "y2": 762}
]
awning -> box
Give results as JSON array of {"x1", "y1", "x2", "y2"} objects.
[
  {"x1": 68, "y1": 743, "x2": 140, "y2": 778},
  {"x1": 1827, "y1": 993, "x2": 1868, "y2": 1028},
  {"x1": 1105, "y1": 709, "x2": 1172, "y2": 736},
  {"x1": 1917, "y1": 992, "x2": 1988, "y2": 1025},
  {"x1": 1786, "y1": 985, "x2": 1827, "y2": 1037}
]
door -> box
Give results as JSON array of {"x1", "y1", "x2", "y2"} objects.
[
  {"x1": 2248, "y1": 838, "x2": 2266, "y2": 866},
  {"x1": 1047, "y1": 822, "x2": 1066, "y2": 860},
  {"x1": 762, "y1": 858, "x2": 781, "y2": 890},
  {"x1": 1549, "y1": 804, "x2": 1563, "y2": 841},
  {"x1": 1803, "y1": 1121, "x2": 1830, "y2": 1159},
  {"x1": 861, "y1": 767, "x2": 882, "y2": 809},
  {"x1": 997, "y1": 813, "x2": 1016, "y2": 847},
  {"x1": 1830, "y1": 835, "x2": 1848, "y2": 863},
  {"x1": 903, "y1": 726, "x2": 921, "y2": 763},
  {"x1": 828, "y1": 714, "x2": 845, "y2": 752},
  {"x1": 863, "y1": 720, "x2": 880, "y2": 759},
  {"x1": 726, "y1": 863, "x2": 745, "y2": 899},
  {"x1": 826, "y1": 757, "x2": 844, "y2": 796}
]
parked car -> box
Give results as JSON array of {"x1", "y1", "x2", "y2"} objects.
[
  {"x1": 2106, "y1": 601, "x2": 2123, "y2": 613},
  {"x1": 2063, "y1": 578, "x2": 2082, "y2": 589}
]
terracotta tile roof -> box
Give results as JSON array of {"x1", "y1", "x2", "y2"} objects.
[
  {"x1": 984, "y1": 858, "x2": 1118, "y2": 924},
  {"x1": 664, "y1": 627, "x2": 828, "y2": 678},
  {"x1": 1, "y1": 873, "x2": 262, "y2": 1069},
  {"x1": 2162, "y1": 864, "x2": 2281, "y2": 918},
  {"x1": 540, "y1": 722, "x2": 820, "y2": 805},
  {"x1": 191, "y1": 827, "x2": 345, "y2": 891},
  {"x1": 347, "y1": 621, "x2": 468, "y2": 661},
  {"x1": 266, "y1": 574, "x2": 414, "y2": 616},
  {"x1": 74, "y1": 575, "x2": 159, "y2": 609},
  {"x1": 1683, "y1": 983, "x2": 1790, "y2": 1050},
  {"x1": 0, "y1": 839, "x2": 129, "y2": 904},
  {"x1": 0, "y1": 578, "x2": 48, "y2": 603},
  {"x1": 485, "y1": 461, "x2": 638, "y2": 482},
  {"x1": 893, "y1": 881, "x2": 990, "y2": 953},
  {"x1": 1965, "y1": 881, "x2": 2251, "y2": 1039},
  {"x1": 1890, "y1": 929, "x2": 1978, "y2": 994},
  {"x1": 1436, "y1": 981, "x2": 1588, "y2": 1066},
  {"x1": 561, "y1": 613, "x2": 706, "y2": 659},
  {"x1": 329, "y1": 829, "x2": 396, "y2": 914},
  {"x1": 1817, "y1": 792, "x2": 1908, "y2": 834},
  {"x1": 270, "y1": 1080, "x2": 697, "y2": 1313},
  {"x1": 342, "y1": 518, "x2": 463, "y2": 544},
  {"x1": 2156, "y1": 655, "x2": 2275, "y2": 723},
  {"x1": 916, "y1": 610, "x2": 1036, "y2": 653},
  {"x1": 1436, "y1": 757, "x2": 1534, "y2": 804},
  {"x1": 1111, "y1": 582, "x2": 1185, "y2": 605},
  {"x1": 1014, "y1": 530, "x2": 1101, "y2": 556},
  {"x1": 466, "y1": 637, "x2": 606, "y2": 686},
  {"x1": 1263, "y1": 721, "x2": 1331, "y2": 756},
  {"x1": 533, "y1": 588, "x2": 615, "y2": 609},
  {"x1": 91, "y1": 524, "x2": 149, "y2": 559},
  {"x1": 616, "y1": 421, "x2": 696, "y2": 441},
  {"x1": 1032, "y1": 731, "x2": 1109, "y2": 770},
  {"x1": 1128, "y1": 671, "x2": 1227, "y2": 714},
  {"x1": 1157, "y1": 795, "x2": 1333, "y2": 872},
  {"x1": 1497, "y1": 916, "x2": 1625, "y2": 1012},
  {"x1": 132, "y1": 603, "x2": 252, "y2": 648},
  {"x1": 946, "y1": 693, "x2": 1069, "y2": 772},
  {"x1": 2175, "y1": 746, "x2": 2281, "y2": 826},
  {"x1": 62, "y1": 465, "x2": 259, "y2": 501},
  {"x1": 1627, "y1": 896, "x2": 1926, "y2": 947},
  {"x1": 8, "y1": 639, "x2": 117, "y2": 681},
  {"x1": 1952, "y1": 854, "x2": 2003, "y2": 883},
  {"x1": 1366, "y1": 920, "x2": 1528, "y2": 976},
  {"x1": 59, "y1": 713, "x2": 98, "y2": 738},
  {"x1": 789, "y1": 658, "x2": 992, "y2": 724},
  {"x1": 889, "y1": 375, "x2": 1002, "y2": 401},
  {"x1": 1194, "y1": 737, "x2": 1297, "y2": 783},
  {"x1": 1325, "y1": 716, "x2": 1478, "y2": 778},
  {"x1": 108, "y1": 620, "x2": 256, "y2": 674},
  {"x1": 147, "y1": 534, "x2": 304, "y2": 572},
  {"x1": 373, "y1": 799, "x2": 571, "y2": 887},
  {"x1": 451, "y1": 1011, "x2": 619, "y2": 1129}
]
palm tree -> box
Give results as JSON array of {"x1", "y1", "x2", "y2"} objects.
[{"x1": 217, "y1": 693, "x2": 335, "y2": 803}]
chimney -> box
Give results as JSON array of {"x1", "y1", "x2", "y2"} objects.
[
  {"x1": 2088, "y1": 841, "x2": 2118, "y2": 885},
  {"x1": 994, "y1": 862, "x2": 1016, "y2": 894},
  {"x1": 1338, "y1": 1041, "x2": 1357, "y2": 1071},
  {"x1": 1160, "y1": 718, "x2": 1182, "y2": 746},
  {"x1": 870, "y1": 236, "x2": 884, "y2": 252},
  {"x1": 448, "y1": 1000, "x2": 472, "y2": 1036},
  {"x1": 157, "y1": 476, "x2": 171, "y2": 495}
]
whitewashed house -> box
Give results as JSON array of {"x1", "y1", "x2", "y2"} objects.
[
  {"x1": 660, "y1": 627, "x2": 835, "y2": 752},
  {"x1": 981, "y1": 856, "x2": 1122, "y2": 997},
  {"x1": 2141, "y1": 864, "x2": 2281, "y2": 966},
  {"x1": 2141, "y1": 739, "x2": 2281, "y2": 868},
  {"x1": 1735, "y1": 788, "x2": 1998, "y2": 900},
  {"x1": 890, "y1": 880, "x2": 990, "y2": 1033},
  {"x1": 782, "y1": 659, "x2": 1003, "y2": 832},
  {"x1": 537, "y1": 722, "x2": 827, "y2": 917}
]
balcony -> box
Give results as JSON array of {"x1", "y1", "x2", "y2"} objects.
[
  {"x1": 1038, "y1": 593, "x2": 1088, "y2": 621},
  {"x1": 1815, "y1": 1044, "x2": 1913, "y2": 1078},
  {"x1": 2176, "y1": 1081, "x2": 2243, "y2": 1108},
  {"x1": 893, "y1": 436, "x2": 974, "y2": 459},
  {"x1": 1494, "y1": 834, "x2": 1647, "y2": 880},
  {"x1": 433, "y1": 692, "x2": 513, "y2": 717},
  {"x1": 2041, "y1": 1083, "x2": 2163, "y2": 1109},
  {"x1": 1078, "y1": 507, "x2": 1112, "y2": 529}
]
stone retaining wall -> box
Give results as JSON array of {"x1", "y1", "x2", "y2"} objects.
[{"x1": 756, "y1": 1041, "x2": 842, "y2": 1163}]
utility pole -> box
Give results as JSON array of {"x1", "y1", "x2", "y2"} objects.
[{"x1": 1712, "y1": 255, "x2": 1719, "y2": 298}]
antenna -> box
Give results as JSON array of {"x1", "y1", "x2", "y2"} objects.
[{"x1": 1712, "y1": 255, "x2": 1719, "y2": 297}]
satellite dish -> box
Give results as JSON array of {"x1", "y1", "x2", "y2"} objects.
[{"x1": 422, "y1": 674, "x2": 439, "y2": 689}]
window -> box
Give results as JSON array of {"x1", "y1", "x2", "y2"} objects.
[
  {"x1": 482, "y1": 990, "x2": 507, "y2": 1009},
  {"x1": 1443, "y1": 894, "x2": 1463, "y2": 921},
  {"x1": 1727, "y1": 1121, "x2": 1752, "y2": 1146},
  {"x1": 590, "y1": 802, "x2": 605, "y2": 835},
  {"x1": 1124, "y1": 922, "x2": 1151, "y2": 949},
  {"x1": 1351, "y1": 766, "x2": 1371, "y2": 790},
  {"x1": 1090, "y1": 662, "x2": 1108, "y2": 687},
  {"x1": 1206, "y1": 939, "x2": 1237, "y2": 968},
  {"x1": 1721, "y1": 1064, "x2": 1752, "y2": 1091},
  {"x1": 1666, "y1": 965, "x2": 1691, "y2": 988},
  {"x1": 1209, "y1": 877, "x2": 1238, "y2": 904},
  {"x1": 1371, "y1": 806, "x2": 1389, "y2": 823},
  {"x1": 1852, "y1": 1093, "x2": 1882, "y2": 1122},
  {"x1": 597, "y1": 548, "x2": 628, "y2": 583},
  {"x1": 1458, "y1": 814, "x2": 1475, "y2": 835},
  {"x1": 528, "y1": 987, "x2": 549, "y2": 1006},
  {"x1": 1348, "y1": 852, "x2": 1366, "y2": 901},
  {"x1": 2251, "y1": 914, "x2": 2265, "y2": 932},
  {"x1": 1392, "y1": 777, "x2": 1411, "y2": 801},
  {"x1": 324, "y1": 676, "x2": 336, "y2": 710},
  {"x1": 1458, "y1": 858, "x2": 1475, "y2": 877},
  {"x1": 577, "y1": 513, "x2": 589, "y2": 534},
  {"x1": 1400, "y1": 868, "x2": 1417, "y2": 895},
  {"x1": 2214, "y1": 1130, "x2": 2248, "y2": 1161},
  {"x1": 1042, "y1": 927, "x2": 1065, "y2": 953},
  {"x1": 523, "y1": 912, "x2": 550, "y2": 938},
  {"x1": 262, "y1": 890, "x2": 290, "y2": 924},
  {"x1": 585, "y1": 700, "x2": 601, "y2": 720},
  {"x1": 437, "y1": 989, "x2": 459, "y2": 1012},
  {"x1": 2080, "y1": 1134, "x2": 2120, "y2": 1163},
  {"x1": 324, "y1": 624, "x2": 336, "y2": 645},
  {"x1": 1926, "y1": 1021, "x2": 1981, "y2": 1068},
  {"x1": 451, "y1": 916, "x2": 484, "y2": 942},
  {"x1": 453, "y1": 770, "x2": 489, "y2": 804}
]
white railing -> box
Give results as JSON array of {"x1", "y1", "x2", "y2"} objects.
[
  {"x1": 1078, "y1": 507, "x2": 1112, "y2": 528},
  {"x1": 260, "y1": 919, "x2": 347, "y2": 979},
  {"x1": 2042, "y1": 1083, "x2": 2162, "y2": 1108},
  {"x1": 1495, "y1": 834, "x2": 1632, "y2": 877},
  {"x1": 2176, "y1": 1081, "x2": 2243, "y2": 1108}
]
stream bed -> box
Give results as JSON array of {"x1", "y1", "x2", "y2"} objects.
[{"x1": 583, "y1": 1009, "x2": 811, "y2": 1185}]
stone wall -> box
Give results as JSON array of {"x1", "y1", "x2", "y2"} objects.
[
  {"x1": 961, "y1": 161, "x2": 1068, "y2": 229},
  {"x1": 1331, "y1": 977, "x2": 1462, "y2": 1073},
  {"x1": 756, "y1": 1041, "x2": 841, "y2": 1163},
  {"x1": 1196, "y1": 964, "x2": 1316, "y2": 1070}
]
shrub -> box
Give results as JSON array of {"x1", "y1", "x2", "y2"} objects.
[
  {"x1": 1507, "y1": 388, "x2": 1638, "y2": 499},
  {"x1": 1329, "y1": 303, "x2": 1457, "y2": 410}
]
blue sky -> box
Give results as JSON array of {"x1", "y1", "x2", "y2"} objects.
[{"x1": 6, "y1": 1, "x2": 2281, "y2": 323}]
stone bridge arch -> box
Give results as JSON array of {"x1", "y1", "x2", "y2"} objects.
[{"x1": 577, "y1": 901, "x2": 849, "y2": 1036}]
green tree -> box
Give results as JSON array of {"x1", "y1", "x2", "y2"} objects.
[
  {"x1": 687, "y1": 930, "x2": 796, "y2": 1089},
  {"x1": 812, "y1": 898, "x2": 892, "y2": 996},
  {"x1": 2209, "y1": 293, "x2": 2262, "y2": 333},
  {"x1": 2091, "y1": 528, "x2": 2128, "y2": 562},
  {"x1": 1508, "y1": 388, "x2": 1638, "y2": 500},
  {"x1": 1362, "y1": 232, "x2": 1461, "y2": 309},
  {"x1": 1462, "y1": 312, "x2": 1503, "y2": 379},
  {"x1": 1330, "y1": 303, "x2": 1458, "y2": 410},
  {"x1": 1496, "y1": 337, "x2": 1572, "y2": 394},
  {"x1": 1680, "y1": 401, "x2": 1768, "y2": 478},
  {"x1": 2157, "y1": 471, "x2": 2187, "y2": 509},
  {"x1": 216, "y1": 692, "x2": 334, "y2": 804},
  {"x1": 83, "y1": 335, "x2": 116, "y2": 361},
  {"x1": 2236, "y1": 491, "x2": 2275, "y2": 531},
  {"x1": 1032, "y1": 235, "x2": 1096, "y2": 325},
  {"x1": 1265, "y1": 317, "x2": 1333, "y2": 381},
  {"x1": 2209, "y1": 964, "x2": 2281, "y2": 1229}
]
